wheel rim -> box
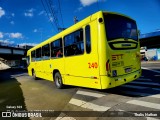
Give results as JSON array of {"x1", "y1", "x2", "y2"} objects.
[{"x1": 56, "y1": 76, "x2": 61, "y2": 86}]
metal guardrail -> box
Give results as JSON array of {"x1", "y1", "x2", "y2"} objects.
[{"x1": 140, "y1": 31, "x2": 160, "y2": 39}]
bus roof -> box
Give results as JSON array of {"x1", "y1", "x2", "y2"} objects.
[{"x1": 27, "y1": 10, "x2": 133, "y2": 54}]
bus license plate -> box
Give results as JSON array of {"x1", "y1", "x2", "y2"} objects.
[{"x1": 125, "y1": 68, "x2": 132, "y2": 73}]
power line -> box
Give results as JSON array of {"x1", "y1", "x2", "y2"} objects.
[
  {"x1": 41, "y1": 0, "x2": 65, "y2": 32},
  {"x1": 57, "y1": 0, "x2": 65, "y2": 28},
  {"x1": 47, "y1": 0, "x2": 60, "y2": 30},
  {"x1": 40, "y1": 0, "x2": 57, "y2": 32}
]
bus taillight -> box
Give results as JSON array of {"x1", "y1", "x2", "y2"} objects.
[{"x1": 106, "y1": 60, "x2": 110, "y2": 71}]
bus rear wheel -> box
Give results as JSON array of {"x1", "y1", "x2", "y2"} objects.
[{"x1": 54, "y1": 72, "x2": 63, "y2": 89}]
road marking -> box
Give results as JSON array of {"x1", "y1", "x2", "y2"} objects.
[
  {"x1": 136, "y1": 78, "x2": 152, "y2": 81},
  {"x1": 149, "y1": 94, "x2": 160, "y2": 99},
  {"x1": 142, "y1": 67, "x2": 160, "y2": 74},
  {"x1": 81, "y1": 102, "x2": 110, "y2": 111},
  {"x1": 76, "y1": 90, "x2": 106, "y2": 98},
  {"x1": 120, "y1": 84, "x2": 149, "y2": 89},
  {"x1": 69, "y1": 98, "x2": 110, "y2": 111},
  {"x1": 56, "y1": 116, "x2": 76, "y2": 120},
  {"x1": 69, "y1": 98, "x2": 86, "y2": 106},
  {"x1": 127, "y1": 100, "x2": 160, "y2": 110},
  {"x1": 131, "y1": 81, "x2": 160, "y2": 86},
  {"x1": 59, "y1": 117, "x2": 76, "y2": 120}
]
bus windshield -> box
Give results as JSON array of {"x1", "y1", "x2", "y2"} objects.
[{"x1": 104, "y1": 14, "x2": 138, "y2": 41}]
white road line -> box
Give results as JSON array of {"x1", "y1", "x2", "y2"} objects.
[
  {"x1": 142, "y1": 67, "x2": 160, "y2": 74},
  {"x1": 131, "y1": 81, "x2": 160, "y2": 86},
  {"x1": 149, "y1": 94, "x2": 160, "y2": 99},
  {"x1": 56, "y1": 116, "x2": 76, "y2": 120},
  {"x1": 69, "y1": 98, "x2": 110, "y2": 111},
  {"x1": 127, "y1": 100, "x2": 160, "y2": 110},
  {"x1": 81, "y1": 102, "x2": 110, "y2": 111},
  {"x1": 69, "y1": 98, "x2": 86, "y2": 107},
  {"x1": 120, "y1": 85, "x2": 148, "y2": 89},
  {"x1": 76, "y1": 90, "x2": 106, "y2": 98},
  {"x1": 136, "y1": 78, "x2": 152, "y2": 81}
]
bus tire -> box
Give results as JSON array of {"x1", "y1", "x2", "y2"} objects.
[
  {"x1": 54, "y1": 72, "x2": 63, "y2": 89},
  {"x1": 32, "y1": 70, "x2": 37, "y2": 80}
]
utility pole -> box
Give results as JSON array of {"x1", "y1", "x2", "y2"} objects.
[{"x1": 74, "y1": 16, "x2": 78, "y2": 24}]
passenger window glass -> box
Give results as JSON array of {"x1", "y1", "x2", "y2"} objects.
[
  {"x1": 64, "y1": 29, "x2": 84, "y2": 56},
  {"x1": 42, "y1": 44, "x2": 50, "y2": 60},
  {"x1": 51, "y1": 38, "x2": 63, "y2": 58},
  {"x1": 85, "y1": 25, "x2": 91, "y2": 53},
  {"x1": 36, "y1": 48, "x2": 42, "y2": 61},
  {"x1": 31, "y1": 51, "x2": 36, "y2": 62}
]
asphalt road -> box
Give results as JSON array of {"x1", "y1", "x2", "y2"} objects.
[{"x1": 0, "y1": 62, "x2": 160, "y2": 120}]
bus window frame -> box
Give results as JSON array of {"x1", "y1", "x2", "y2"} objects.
[
  {"x1": 64, "y1": 28, "x2": 84, "y2": 57},
  {"x1": 50, "y1": 38, "x2": 63, "y2": 59},
  {"x1": 85, "y1": 25, "x2": 91, "y2": 54},
  {"x1": 42, "y1": 43, "x2": 50, "y2": 60},
  {"x1": 35, "y1": 47, "x2": 42, "y2": 61},
  {"x1": 31, "y1": 50, "x2": 36, "y2": 62}
]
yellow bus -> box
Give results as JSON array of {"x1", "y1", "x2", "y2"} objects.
[{"x1": 27, "y1": 11, "x2": 141, "y2": 89}]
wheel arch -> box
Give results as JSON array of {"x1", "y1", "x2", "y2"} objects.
[
  {"x1": 31, "y1": 68, "x2": 34, "y2": 76},
  {"x1": 53, "y1": 69, "x2": 60, "y2": 81}
]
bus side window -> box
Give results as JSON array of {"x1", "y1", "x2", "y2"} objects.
[
  {"x1": 85, "y1": 25, "x2": 91, "y2": 54},
  {"x1": 36, "y1": 47, "x2": 42, "y2": 61},
  {"x1": 51, "y1": 38, "x2": 63, "y2": 58},
  {"x1": 64, "y1": 29, "x2": 84, "y2": 56},
  {"x1": 31, "y1": 51, "x2": 36, "y2": 62},
  {"x1": 42, "y1": 44, "x2": 50, "y2": 60}
]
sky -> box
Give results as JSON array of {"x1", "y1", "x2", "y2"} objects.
[{"x1": 0, "y1": 0, "x2": 160, "y2": 46}]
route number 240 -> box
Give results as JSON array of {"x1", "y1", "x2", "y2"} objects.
[{"x1": 88, "y1": 62, "x2": 98, "y2": 68}]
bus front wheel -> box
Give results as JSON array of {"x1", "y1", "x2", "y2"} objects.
[
  {"x1": 54, "y1": 72, "x2": 63, "y2": 89},
  {"x1": 32, "y1": 70, "x2": 37, "y2": 80}
]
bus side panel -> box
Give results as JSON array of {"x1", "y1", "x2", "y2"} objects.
[
  {"x1": 64, "y1": 20, "x2": 101, "y2": 89},
  {"x1": 50, "y1": 58, "x2": 65, "y2": 81},
  {"x1": 64, "y1": 54, "x2": 100, "y2": 89},
  {"x1": 27, "y1": 54, "x2": 32, "y2": 76},
  {"x1": 40, "y1": 60, "x2": 53, "y2": 81},
  {"x1": 28, "y1": 64, "x2": 33, "y2": 76},
  {"x1": 34, "y1": 59, "x2": 65, "y2": 81},
  {"x1": 34, "y1": 61, "x2": 44, "y2": 78},
  {"x1": 97, "y1": 13, "x2": 115, "y2": 89}
]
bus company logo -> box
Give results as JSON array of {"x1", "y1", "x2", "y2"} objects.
[
  {"x1": 2, "y1": 112, "x2": 11, "y2": 117},
  {"x1": 112, "y1": 54, "x2": 123, "y2": 61}
]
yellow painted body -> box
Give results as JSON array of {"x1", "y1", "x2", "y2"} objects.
[{"x1": 27, "y1": 11, "x2": 141, "y2": 89}]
